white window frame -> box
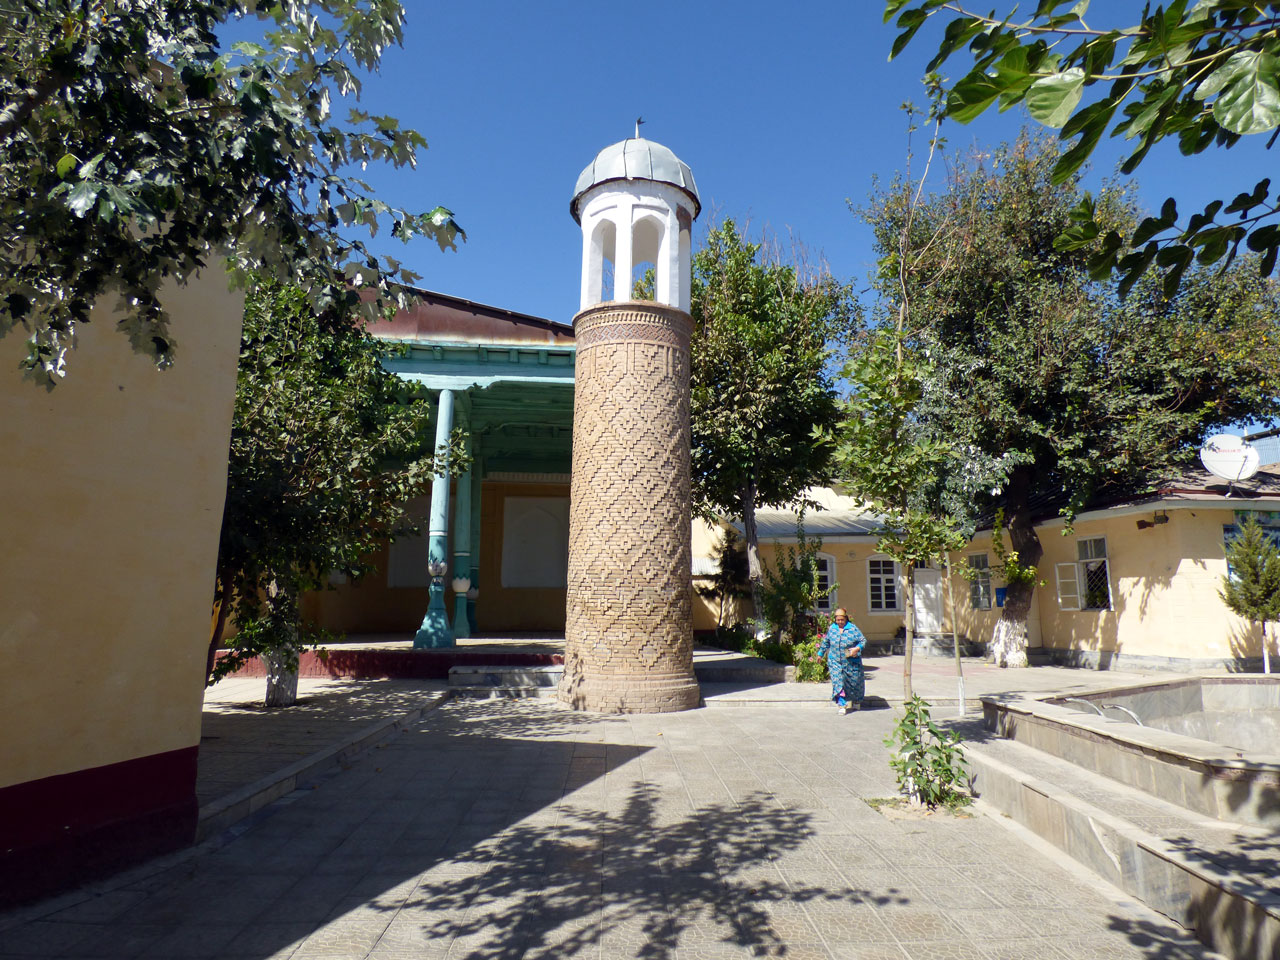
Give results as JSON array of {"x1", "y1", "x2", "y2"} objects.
[
  {"x1": 812, "y1": 552, "x2": 837, "y2": 614},
  {"x1": 1055, "y1": 562, "x2": 1081, "y2": 611},
  {"x1": 867, "y1": 555, "x2": 903, "y2": 614},
  {"x1": 1056, "y1": 536, "x2": 1112, "y2": 611},
  {"x1": 968, "y1": 553, "x2": 992, "y2": 610}
]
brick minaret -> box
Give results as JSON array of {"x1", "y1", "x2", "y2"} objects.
[{"x1": 560, "y1": 135, "x2": 701, "y2": 713}]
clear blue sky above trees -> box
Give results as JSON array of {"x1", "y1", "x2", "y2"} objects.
[{"x1": 225, "y1": 2, "x2": 1274, "y2": 325}]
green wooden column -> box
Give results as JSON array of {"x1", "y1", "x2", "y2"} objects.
[
  {"x1": 414, "y1": 388, "x2": 454, "y2": 649},
  {"x1": 468, "y1": 465, "x2": 481, "y2": 634},
  {"x1": 451, "y1": 432, "x2": 473, "y2": 638}
]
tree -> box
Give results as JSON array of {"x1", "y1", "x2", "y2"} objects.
[
  {"x1": 883, "y1": 1, "x2": 1280, "y2": 297},
  {"x1": 697, "y1": 526, "x2": 751, "y2": 629},
  {"x1": 834, "y1": 103, "x2": 972, "y2": 700},
  {"x1": 210, "y1": 279, "x2": 465, "y2": 706},
  {"x1": 690, "y1": 220, "x2": 857, "y2": 625},
  {"x1": 1, "y1": 1, "x2": 461, "y2": 386},
  {"x1": 1220, "y1": 516, "x2": 1280, "y2": 674},
  {"x1": 863, "y1": 132, "x2": 1280, "y2": 667},
  {"x1": 835, "y1": 329, "x2": 968, "y2": 698}
]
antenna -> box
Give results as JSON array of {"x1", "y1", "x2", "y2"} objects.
[
  {"x1": 635, "y1": 116, "x2": 645, "y2": 139},
  {"x1": 1200, "y1": 433, "x2": 1261, "y2": 495}
]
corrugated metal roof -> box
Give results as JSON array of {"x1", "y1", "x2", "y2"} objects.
[
  {"x1": 730, "y1": 508, "x2": 889, "y2": 540},
  {"x1": 691, "y1": 556, "x2": 718, "y2": 577}
]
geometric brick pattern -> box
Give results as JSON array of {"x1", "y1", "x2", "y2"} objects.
[{"x1": 559, "y1": 302, "x2": 701, "y2": 713}]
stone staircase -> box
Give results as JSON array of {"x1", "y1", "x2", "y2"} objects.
[
  {"x1": 447, "y1": 648, "x2": 792, "y2": 700},
  {"x1": 964, "y1": 722, "x2": 1280, "y2": 960},
  {"x1": 447, "y1": 664, "x2": 563, "y2": 699}
]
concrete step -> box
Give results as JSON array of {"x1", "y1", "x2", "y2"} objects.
[
  {"x1": 448, "y1": 665, "x2": 562, "y2": 688},
  {"x1": 448, "y1": 685, "x2": 559, "y2": 700},
  {"x1": 966, "y1": 733, "x2": 1280, "y2": 960}
]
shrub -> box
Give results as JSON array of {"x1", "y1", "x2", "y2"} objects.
[
  {"x1": 708, "y1": 622, "x2": 753, "y2": 653},
  {"x1": 884, "y1": 696, "x2": 971, "y2": 809},
  {"x1": 794, "y1": 636, "x2": 829, "y2": 683}
]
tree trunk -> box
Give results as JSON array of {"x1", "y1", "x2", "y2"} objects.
[
  {"x1": 263, "y1": 647, "x2": 299, "y2": 708},
  {"x1": 1264, "y1": 622, "x2": 1272, "y2": 675},
  {"x1": 903, "y1": 562, "x2": 915, "y2": 700},
  {"x1": 991, "y1": 467, "x2": 1043, "y2": 669},
  {"x1": 741, "y1": 479, "x2": 764, "y2": 630},
  {"x1": 205, "y1": 569, "x2": 232, "y2": 686},
  {"x1": 263, "y1": 578, "x2": 300, "y2": 708},
  {"x1": 944, "y1": 553, "x2": 965, "y2": 716}
]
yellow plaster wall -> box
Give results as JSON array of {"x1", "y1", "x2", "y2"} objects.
[
  {"x1": 476, "y1": 482, "x2": 568, "y2": 632},
  {"x1": 300, "y1": 541, "x2": 429, "y2": 634},
  {"x1": 1030, "y1": 510, "x2": 1251, "y2": 660},
  {"x1": 0, "y1": 275, "x2": 243, "y2": 789},
  {"x1": 945, "y1": 511, "x2": 1253, "y2": 661},
  {"x1": 756, "y1": 540, "x2": 911, "y2": 642},
  {"x1": 690, "y1": 520, "x2": 742, "y2": 632},
  {"x1": 302, "y1": 481, "x2": 572, "y2": 635},
  {"x1": 945, "y1": 535, "x2": 1005, "y2": 645}
]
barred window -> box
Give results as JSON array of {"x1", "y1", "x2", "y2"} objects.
[
  {"x1": 868, "y1": 557, "x2": 900, "y2": 611},
  {"x1": 1077, "y1": 537, "x2": 1111, "y2": 610},
  {"x1": 968, "y1": 554, "x2": 992, "y2": 610}
]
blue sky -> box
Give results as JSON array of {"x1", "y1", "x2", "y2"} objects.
[{"x1": 312, "y1": 2, "x2": 1273, "y2": 326}]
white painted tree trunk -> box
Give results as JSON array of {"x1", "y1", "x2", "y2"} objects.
[
  {"x1": 990, "y1": 618, "x2": 1029, "y2": 669},
  {"x1": 262, "y1": 577, "x2": 300, "y2": 708},
  {"x1": 943, "y1": 554, "x2": 965, "y2": 717},
  {"x1": 263, "y1": 647, "x2": 299, "y2": 707}
]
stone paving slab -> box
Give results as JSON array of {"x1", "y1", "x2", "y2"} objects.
[
  {"x1": 1, "y1": 699, "x2": 1223, "y2": 959},
  {"x1": 703, "y1": 655, "x2": 1190, "y2": 708},
  {"x1": 199, "y1": 678, "x2": 451, "y2": 807}
]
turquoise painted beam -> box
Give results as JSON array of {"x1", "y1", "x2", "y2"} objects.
[
  {"x1": 381, "y1": 340, "x2": 576, "y2": 392},
  {"x1": 414, "y1": 388, "x2": 455, "y2": 649}
]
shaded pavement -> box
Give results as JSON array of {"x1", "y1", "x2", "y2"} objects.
[{"x1": 0, "y1": 695, "x2": 1221, "y2": 960}]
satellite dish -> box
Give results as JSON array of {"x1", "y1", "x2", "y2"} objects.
[{"x1": 1200, "y1": 433, "x2": 1261, "y2": 482}]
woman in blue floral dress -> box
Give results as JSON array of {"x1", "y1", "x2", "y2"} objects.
[{"x1": 816, "y1": 608, "x2": 866, "y2": 714}]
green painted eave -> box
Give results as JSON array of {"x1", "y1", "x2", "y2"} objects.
[{"x1": 382, "y1": 339, "x2": 575, "y2": 391}]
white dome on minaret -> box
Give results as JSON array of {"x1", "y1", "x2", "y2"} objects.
[
  {"x1": 571, "y1": 133, "x2": 700, "y2": 313},
  {"x1": 570, "y1": 138, "x2": 700, "y2": 223}
]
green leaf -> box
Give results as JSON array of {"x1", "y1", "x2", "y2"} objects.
[
  {"x1": 946, "y1": 73, "x2": 1005, "y2": 123},
  {"x1": 55, "y1": 154, "x2": 78, "y2": 180},
  {"x1": 65, "y1": 181, "x2": 99, "y2": 217},
  {"x1": 1199, "y1": 50, "x2": 1280, "y2": 135},
  {"x1": 1026, "y1": 68, "x2": 1086, "y2": 128}
]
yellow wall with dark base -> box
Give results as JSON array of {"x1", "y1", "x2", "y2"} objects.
[
  {"x1": 950, "y1": 509, "x2": 1260, "y2": 663},
  {"x1": 0, "y1": 275, "x2": 243, "y2": 790}
]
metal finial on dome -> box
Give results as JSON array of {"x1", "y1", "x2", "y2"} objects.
[{"x1": 635, "y1": 116, "x2": 644, "y2": 139}]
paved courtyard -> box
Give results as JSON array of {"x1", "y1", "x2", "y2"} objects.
[{"x1": 1, "y1": 697, "x2": 1221, "y2": 960}]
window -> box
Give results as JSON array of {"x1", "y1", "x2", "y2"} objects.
[
  {"x1": 813, "y1": 552, "x2": 837, "y2": 613},
  {"x1": 1056, "y1": 536, "x2": 1111, "y2": 611},
  {"x1": 868, "y1": 557, "x2": 901, "y2": 612},
  {"x1": 968, "y1": 554, "x2": 992, "y2": 610}
]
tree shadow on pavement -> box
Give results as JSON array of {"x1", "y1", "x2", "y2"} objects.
[
  {"x1": 1103, "y1": 914, "x2": 1230, "y2": 960},
  {"x1": 394, "y1": 782, "x2": 906, "y2": 960}
]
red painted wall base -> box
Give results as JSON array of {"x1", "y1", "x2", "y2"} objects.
[
  {"x1": 0, "y1": 746, "x2": 198, "y2": 908},
  {"x1": 216, "y1": 648, "x2": 562, "y2": 680}
]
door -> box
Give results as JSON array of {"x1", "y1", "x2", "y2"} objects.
[{"x1": 913, "y1": 566, "x2": 944, "y2": 635}]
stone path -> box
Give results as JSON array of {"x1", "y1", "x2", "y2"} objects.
[
  {"x1": 1, "y1": 698, "x2": 1220, "y2": 960},
  {"x1": 199, "y1": 678, "x2": 449, "y2": 807}
]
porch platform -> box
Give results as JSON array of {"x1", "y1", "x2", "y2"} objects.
[{"x1": 215, "y1": 635, "x2": 792, "y2": 685}]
